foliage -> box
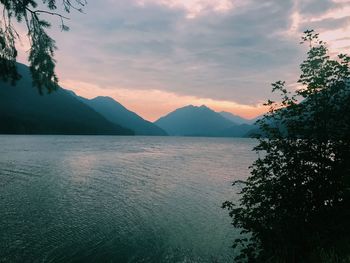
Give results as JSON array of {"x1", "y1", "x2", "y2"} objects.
[
  {"x1": 0, "y1": 0, "x2": 86, "y2": 93},
  {"x1": 223, "y1": 30, "x2": 350, "y2": 262}
]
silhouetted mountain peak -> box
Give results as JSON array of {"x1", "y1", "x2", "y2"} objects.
[
  {"x1": 78, "y1": 95, "x2": 167, "y2": 136},
  {"x1": 176, "y1": 104, "x2": 212, "y2": 113},
  {"x1": 156, "y1": 104, "x2": 240, "y2": 136},
  {"x1": 92, "y1": 96, "x2": 115, "y2": 102},
  {"x1": 154, "y1": 104, "x2": 258, "y2": 137}
]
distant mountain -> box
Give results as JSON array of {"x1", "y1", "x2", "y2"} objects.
[
  {"x1": 0, "y1": 63, "x2": 133, "y2": 135},
  {"x1": 219, "y1": 111, "x2": 255, "y2": 125},
  {"x1": 154, "y1": 105, "x2": 255, "y2": 137},
  {"x1": 78, "y1": 96, "x2": 167, "y2": 136}
]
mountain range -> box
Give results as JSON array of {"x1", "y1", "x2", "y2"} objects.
[
  {"x1": 0, "y1": 63, "x2": 259, "y2": 137},
  {"x1": 155, "y1": 105, "x2": 257, "y2": 137}
]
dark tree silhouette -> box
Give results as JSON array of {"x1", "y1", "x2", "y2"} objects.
[
  {"x1": 223, "y1": 30, "x2": 350, "y2": 262},
  {"x1": 0, "y1": 0, "x2": 86, "y2": 93}
]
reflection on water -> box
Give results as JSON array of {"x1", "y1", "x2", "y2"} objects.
[{"x1": 0, "y1": 135, "x2": 256, "y2": 262}]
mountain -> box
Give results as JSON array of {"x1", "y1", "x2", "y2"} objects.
[
  {"x1": 78, "y1": 96, "x2": 167, "y2": 136},
  {"x1": 0, "y1": 63, "x2": 133, "y2": 135},
  {"x1": 219, "y1": 111, "x2": 255, "y2": 125},
  {"x1": 154, "y1": 105, "x2": 254, "y2": 137}
]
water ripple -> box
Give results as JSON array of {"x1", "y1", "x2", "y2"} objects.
[{"x1": 0, "y1": 135, "x2": 256, "y2": 262}]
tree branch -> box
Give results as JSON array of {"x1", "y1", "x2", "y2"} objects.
[{"x1": 25, "y1": 8, "x2": 70, "y2": 20}]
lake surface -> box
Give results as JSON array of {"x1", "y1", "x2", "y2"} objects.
[{"x1": 0, "y1": 136, "x2": 257, "y2": 263}]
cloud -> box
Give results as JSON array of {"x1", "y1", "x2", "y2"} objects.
[
  {"x1": 54, "y1": 0, "x2": 301, "y2": 101},
  {"x1": 136, "y1": 0, "x2": 236, "y2": 18},
  {"x1": 16, "y1": 0, "x2": 350, "y2": 119},
  {"x1": 299, "y1": 0, "x2": 336, "y2": 15},
  {"x1": 303, "y1": 16, "x2": 350, "y2": 31},
  {"x1": 293, "y1": 0, "x2": 350, "y2": 52}
]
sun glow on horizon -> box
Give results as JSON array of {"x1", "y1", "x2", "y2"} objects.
[{"x1": 61, "y1": 79, "x2": 267, "y2": 122}]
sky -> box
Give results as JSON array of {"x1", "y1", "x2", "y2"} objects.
[{"x1": 17, "y1": 0, "x2": 350, "y2": 121}]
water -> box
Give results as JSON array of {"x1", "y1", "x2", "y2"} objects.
[{"x1": 0, "y1": 136, "x2": 257, "y2": 263}]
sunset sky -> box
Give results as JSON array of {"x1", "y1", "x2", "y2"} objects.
[{"x1": 17, "y1": 0, "x2": 350, "y2": 121}]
